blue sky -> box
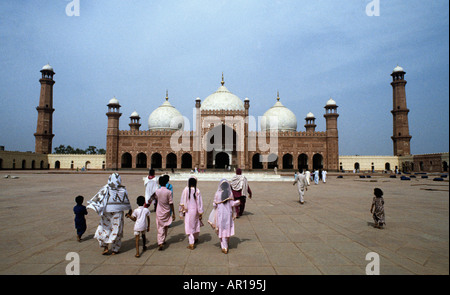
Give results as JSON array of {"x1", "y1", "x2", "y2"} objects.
[{"x1": 0, "y1": 0, "x2": 448, "y2": 155}]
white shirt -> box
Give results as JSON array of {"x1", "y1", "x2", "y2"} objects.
[{"x1": 132, "y1": 206, "x2": 150, "y2": 232}]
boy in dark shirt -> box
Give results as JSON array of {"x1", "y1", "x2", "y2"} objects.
[{"x1": 74, "y1": 195, "x2": 88, "y2": 242}]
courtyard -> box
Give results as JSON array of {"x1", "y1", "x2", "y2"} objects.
[{"x1": 0, "y1": 171, "x2": 448, "y2": 275}]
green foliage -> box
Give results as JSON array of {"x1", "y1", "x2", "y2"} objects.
[{"x1": 53, "y1": 145, "x2": 105, "y2": 155}]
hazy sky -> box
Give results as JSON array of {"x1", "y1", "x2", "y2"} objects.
[{"x1": 0, "y1": 0, "x2": 448, "y2": 155}]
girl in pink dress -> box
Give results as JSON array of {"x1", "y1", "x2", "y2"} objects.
[
  {"x1": 208, "y1": 179, "x2": 240, "y2": 254},
  {"x1": 179, "y1": 176, "x2": 204, "y2": 250}
]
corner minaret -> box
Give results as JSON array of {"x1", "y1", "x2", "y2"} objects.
[
  {"x1": 391, "y1": 65, "x2": 412, "y2": 156},
  {"x1": 34, "y1": 64, "x2": 55, "y2": 154},
  {"x1": 305, "y1": 112, "x2": 316, "y2": 133},
  {"x1": 324, "y1": 98, "x2": 339, "y2": 171},
  {"x1": 129, "y1": 111, "x2": 141, "y2": 132},
  {"x1": 106, "y1": 97, "x2": 122, "y2": 170}
]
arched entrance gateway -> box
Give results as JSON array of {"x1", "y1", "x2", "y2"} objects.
[
  {"x1": 206, "y1": 124, "x2": 238, "y2": 169},
  {"x1": 252, "y1": 153, "x2": 263, "y2": 169},
  {"x1": 181, "y1": 153, "x2": 192, "y2": 169},
  {"x1": 136, "y1": 153, "x2": 147, "y2": 168},
  {"x1": 298, "y1": 154, "x2": 308, "y2": 171},
  {"x1": 121, "y1": 153, "x2": 132, "y2": 168},
  {"x1": 215, "y1": 152, "x2": 230, "y2": 169},
  {"x1": 313, "y1": 154, "x2": 323, "y2": 170},
  {"x1": 282, "y1": 154, "x2": 293, "y2": 169},
  {"x1": 151, "y1": 153, "x2": 162, "y2": 169},
  {"x1": 166, "y1": 153, "x2": 177, "y2": 169}
]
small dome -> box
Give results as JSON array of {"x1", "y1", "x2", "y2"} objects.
[
  {"x1": 306, "y1": 112, "x2": 315, "y2": 119},
  {"x1": 200, "y1": 80, "x2": 245, "y2": 111},
  {"x1": 130, "y1": 111, "x2": 139, "y2": 118},
  {"x1": 326, "y1": 97, "x2": 336, "y2": 106},
  {"x1": 108, "y1": 96, "x2": 120, "y2": 105},
  {"x1": 41, "y1": 63, "x2": 54, "y2": 72},
  {"x1": 393, "y1": 65, "x2": 404, "y2": 73},
  {"x1": 261, "y1": 94, "x2": 297, "y2": 132},
  {"x1": 148, "y1": 96, "x2": 184, "y2": 131}
]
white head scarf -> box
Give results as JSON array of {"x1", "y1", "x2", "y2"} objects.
[{"x1": 87, "y1": 173, "x2": 131, "y2": 215}]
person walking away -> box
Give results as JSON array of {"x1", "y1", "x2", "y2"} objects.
[
  {"x1": 149, "y1": 176, "x2": 175, "y2": 250},
  {"x1": 126, "y1": 196, "x2": 150, "y2": 258},
  {"x1": 230, "y1": 168, "x2": 252, "y2": 218},
  {"x1": 208, "y1": 179, "x2": 240, "y2": 254},
  {"x1": 179, "y1": 176, "x2": 204, "y2": 250},
  {"x1": 314, "y1": 170, "x2": 319, "y2": 185},
  {"x1": 73, "y1": 195, "x2": 88, "y2": 242},
  {"x1": 144, "y1": 169, "x2": 158, "y2": 211},
  {"x1": 293, "y1": 169, "x2": 308, "y2": 204},
  {"x1": 87, "y1": 173, "x2": 132, "y2": 255},
  {"x1": 322, "y1": 170, "x2": 327, "y2": 183},
  {"x1": 305, "y1": 170, "x2": 311, "y2": 186},
  {"x1": 370, "y1": 188, "x2": 385, "y2": 229}
]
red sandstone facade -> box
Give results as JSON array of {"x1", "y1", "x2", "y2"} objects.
[{"x1": 105, "y1": 86, "x2": 340, "y2": 172}]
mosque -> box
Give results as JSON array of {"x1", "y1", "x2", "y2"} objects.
[
  {"x1": 0, "y1": 64, "x2": 448, "y2": 173},
  {"x1": 105, "y1": 74, "x2": 339, "y2": 171}
]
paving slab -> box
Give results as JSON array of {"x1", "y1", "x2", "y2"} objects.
[{"x1": 0, "y1": 171, "x2": 448, "y2": 275}]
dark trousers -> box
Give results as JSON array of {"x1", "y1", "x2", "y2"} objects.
[{"x1": 236, "y1": 196, "x2": 247, "y2": 217}]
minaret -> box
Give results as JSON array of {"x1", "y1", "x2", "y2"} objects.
[
  {"x1": 324, "y1": 98, "x2": 339, "y2": 171},
  {"x1": 129, "y1": 111, "x2": 141, "y2": 132},
  {"x1": 106, "y1": 97, "x2": 121, "y2": 170},
  {"x1": 244, "y1": 97, "x2": 250, "y2": 169},
  {"x1": 391, "y1": 65, "x2": 412, "y2": 156},
  {"x1": 34, "y1": 64, "x2": 55, "y2": 154},
  {"x1": 305, "y1": 112, "x2": 316, "y2": 133}
]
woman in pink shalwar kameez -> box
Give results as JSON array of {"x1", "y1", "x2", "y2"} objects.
[
  {"x1": 179, "y1": 176, "x2": 204, "y2": 250},
  {"x1": 150, "y1": 176, "x2": 175, "y2": 250},
  {"x1": 208, "y1": 179, "x2": 240, "y2": 254}
]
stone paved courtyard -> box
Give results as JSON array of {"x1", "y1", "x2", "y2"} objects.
[{"x1": 0, "y1": 171, "x2": 448, "y2": 275}]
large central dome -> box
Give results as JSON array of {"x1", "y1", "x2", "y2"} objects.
[{"x1": 200, "y1": 77, "x2": 245, "y2": 112}]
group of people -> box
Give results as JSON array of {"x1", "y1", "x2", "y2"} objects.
[
  {"x1": 73, "y1": 168, "x2": 252, "y2": 257},
  {"x1": 293, "y1": 169, "x2": 328, "y2": 204},
  {"x1": 73, "y1": 167, "x2": 386, "y2": 259}
]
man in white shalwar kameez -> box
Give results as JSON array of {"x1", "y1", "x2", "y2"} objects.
[
  {"x1": 293, "y1": 169, "x2": 308, "y2": 204},
  {"x1": 305, "y1": 170, "x2": 311, "y2": 186},
  {"x1": 322, "y1": 170, "x2": 327, "y2": 183},
  {"x1": 143, "y1": 169, "x2": 158, "y2": 209}
]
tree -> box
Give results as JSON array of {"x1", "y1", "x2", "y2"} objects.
[
  {"x1": 65, "y1": 145, "x2": 75, "y2": 154},
  {"x1": 86, "y1": 146, "x2": 97, "y2": 155},
  {"x1": 53, "y1": 145, "x2": 106, "y2": 155},
  {"x1": 54, "y1": 145, "x2": 66, "y2": 154}
]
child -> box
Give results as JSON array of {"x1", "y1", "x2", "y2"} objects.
[
  {"x1": 179, "y1": 176, "x2": 204, "y2": 250},
  {"x1": 149, "y1": 176, "x2": 176, "y2": 250},
  {"x1": 126, "y1": 196, "x2": 150, "y2": 258},
  {"x1": 208, "y1": 179, "x2": 240, "y2": 254},
  {"x1": 370, "y1": 188, "x2": 385, "y2": 229},
  {"x1": 73, "y1": 195, "x2": 88, "y2": 242}
]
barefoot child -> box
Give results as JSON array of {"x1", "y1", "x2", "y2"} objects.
[
  {"x1": 126, "y1": 196, "x2": 150, "y2": 258},
  {"x1": 370, "y1": 188, "x2": 385, "y2": 229},
  {"x1": 73, "y1": 195, "x2": 88, "y2": 242}
]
